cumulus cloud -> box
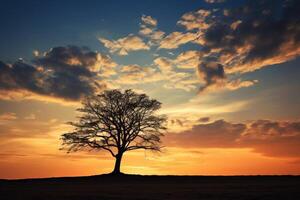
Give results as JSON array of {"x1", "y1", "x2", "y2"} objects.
[
  {"x1": 96, "y1": 54, "x2": 118, "y2": 77},
  {"x1": 164, "y1": 0, "x2": 299, "y2": 93},
  {"x1": 177, "y1": 9, "x2": 212, "y2": 31},
  {"x1": 34, "y1": 46, "x2": 116, "y2": 74},
  {"x1": 99, "y1": 34, "x2": 150, "y2": 55},
  {"x1": 151, "y1": 51, "x2": 205, "y2": 91},
  {"x1": 154, "y1": 57, "x2": 173, "y2": 74},
  {"x1": 0, "y1": 46, "x2": 116, "y2": 102},
  {"x1": 197, "y1": 61, "x2": 226, "y2": 93},
  {"x1": 139, "y1": 15, "x2": 165, "y2": 45},
  {"x1": 165, "y1": 119, "x2": 300, "y2": 158},
  {"x1": 179, "y1": 0, "x2": 300, "y2": 74},
  {"x1": 141, "y1": 15, "x2": 157, "y2": 27},
  {"x1": 197, "y1": 61, "x2": 258, "y2": 93}
]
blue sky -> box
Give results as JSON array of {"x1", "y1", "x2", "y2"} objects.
[
  {"x1": 0, "y1": 0, "x2": 245, "y2": 61},
  {"x1": 1, "y1": 0, "x2": 197, "y2": 60}
]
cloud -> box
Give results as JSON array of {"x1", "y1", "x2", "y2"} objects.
[
  {"x1": 167, "y1": 0, "x2": 300, "y2": 93},
  {"x1": 230, "y1": 20, "x2": 242, "y2": 30},
  {"x1": 0, "y1": 89, "x2": 80, "y2": 106},
  {"x1": 0, "y1": 118, "x2": 65, "y2": 139},
  {"x1": 177, "y1": 9, "x2": 212, "y2": 31},
  {"x1": 153, "y1": 56, "x2": 199, "y2": 91},
  {"x1": 197, "y1": 61, "x2": 226, "y2": 93},
  {"x1": 198, "y1": 117, "x2": 210, "y2": 123},
  {"x1": 33, "y1": 50, "x2": 39, "y2": 57},
  {"x1": 225, "y1": 79, "x2": 258, "y2": 91},
  {"x1": 154, "y1": 51, "x2": 203, "y2": 71},
  {"x1": 175, "y1": 50, "x2": 203, "y2": 69},
  {"x1": 165, "y1": 119, "x2": 300, "y2": 158},
  {"x1": 24, "y1": 113, "x2": 36, "y2": 120},
  {"x1": 152, "y1": 51, "x2": 208, "y2": 91},
  {"x1": 165, "y1": 119, "x2": 245, "y2": 148},
  {"x1": 160, "y1": 97, "x2": 249, "y2": 118},
  {"x1": 205, "y1": 0, "x2": 225, "y2": 3},
  {"x1": 139, "y1": 15, "x2": 165, "y2": 45},
  {"x1": 154, "y1": 57, "x2": 173, "y2": 74},
  {"x1": 96, "y1": 54, "x2": 118, "y2": 77},
  {"x1": 239, "y1": 120, "x2": 300, "y2": 157},
  {"x1": 179, "y1": 0, "x2": 300, "y2": 74},
  {"x1": 35, "y1": 46, "x2": 116, "y2": 75},
  {"x1": 99, "y1": 34, "x2": 150, "y2": 55},
  {"x1": 116, "y1": 64, "x2": 163, "y2": 85},
  {"x1": 141, "y1": 15, "x2": 157, "y2": 27},
  {"x1": 0, "y1": 112, "x2": 17, "y2": 124},
  {"x1": 163, "y1": 74, "x2": 198, "y2": 91},
  {"x1": 197, "y1": 59, "x2": 258, "y2": 93},
  {"x1": 0, "y1": 46, "x2": 114, "y2": 102},
  {"x1": 114, "y1": 60, "x2": 198, "y2": 92},
  {"x1": 159, "y1": 32, "x2": 199, "y2": 49}
]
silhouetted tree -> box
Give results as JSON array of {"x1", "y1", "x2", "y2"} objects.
[{"x1": 61, "y1": 89, "x2": 166, "y2": 174}]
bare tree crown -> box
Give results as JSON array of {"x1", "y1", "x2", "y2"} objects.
[{"x1": 61, "y1": 89, "x2": 167, "y2": 158}]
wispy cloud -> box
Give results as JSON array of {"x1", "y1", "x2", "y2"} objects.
[
  {"x1": 0, "y1": 112, "x2": 17, "y2": 124},
  {"x1": 116, "y1": 64, "x2": 163, "y2": 85},
  {"x1": 158, "y1": 32, "x2": 199, "y2": 49},
  {"x1": 99, "y1": 34, "x2": 150, "y2": 55},
  {"x1": 139, "y1": 15, "x2": 165, "y2": 46}
]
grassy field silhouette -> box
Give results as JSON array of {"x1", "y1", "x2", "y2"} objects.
[{"x1": 1, "y1": 174, "x2": 300, "y2": 200}]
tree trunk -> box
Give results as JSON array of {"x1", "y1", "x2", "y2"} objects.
[{"x1": 112, "y1": 153, "x2": 123, "y2": 174}]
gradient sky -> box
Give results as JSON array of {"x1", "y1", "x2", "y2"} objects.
[{"x1": 1, "y1": 0, "x2": 300, "y2": 179}]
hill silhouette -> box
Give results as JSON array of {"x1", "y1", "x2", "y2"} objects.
[{"x1": 1, "y1": 174, "x2": 300, "y2": 200}]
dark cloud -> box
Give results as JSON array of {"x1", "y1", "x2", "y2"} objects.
[
  {"x1": 165, "y1": 120, "x2": 245, "y2": 148},
  {"x1": 198, "y1": 117, "x2": 210, "y2": 123},
  {"x1": 205, "y1": 0, "x2": 300, "y2": 73},
  {"x1": 0, "y1": 46, "x2": 110, "y2": 101},
  {"x1": 34, "y1": 46, "x2": 99, "y2": 76},
  {"x1": 0, "y1": 61, "x2": 42, "y2": 91},
  {"x1": 170, "y1": 119, "x2": 184, "y2": 127},
  {"x1": 179, "y1": 0, "x2": 300, "y2": 91},
  {"x1": 197, "y1": 61, "x2": 226, "y2": 92},
  {"x1": 240, "y1": 120, "x2": 300, "y2": 157},
  {"x1": 164, "y1": 119, "x2": 300, "y2": 158}
]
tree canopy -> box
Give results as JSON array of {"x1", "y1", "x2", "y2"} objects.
[{"x1": 61, "y1": 89, "x2": 167, "y2": 174}]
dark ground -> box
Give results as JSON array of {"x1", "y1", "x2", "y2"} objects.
[{"x1": 0, "y1": 174, "x2": 299, "y2": 200}]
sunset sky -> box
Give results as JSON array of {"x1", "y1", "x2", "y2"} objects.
[{"x1": 1, "y1": 0, "x2": 300, "y2": 179}]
